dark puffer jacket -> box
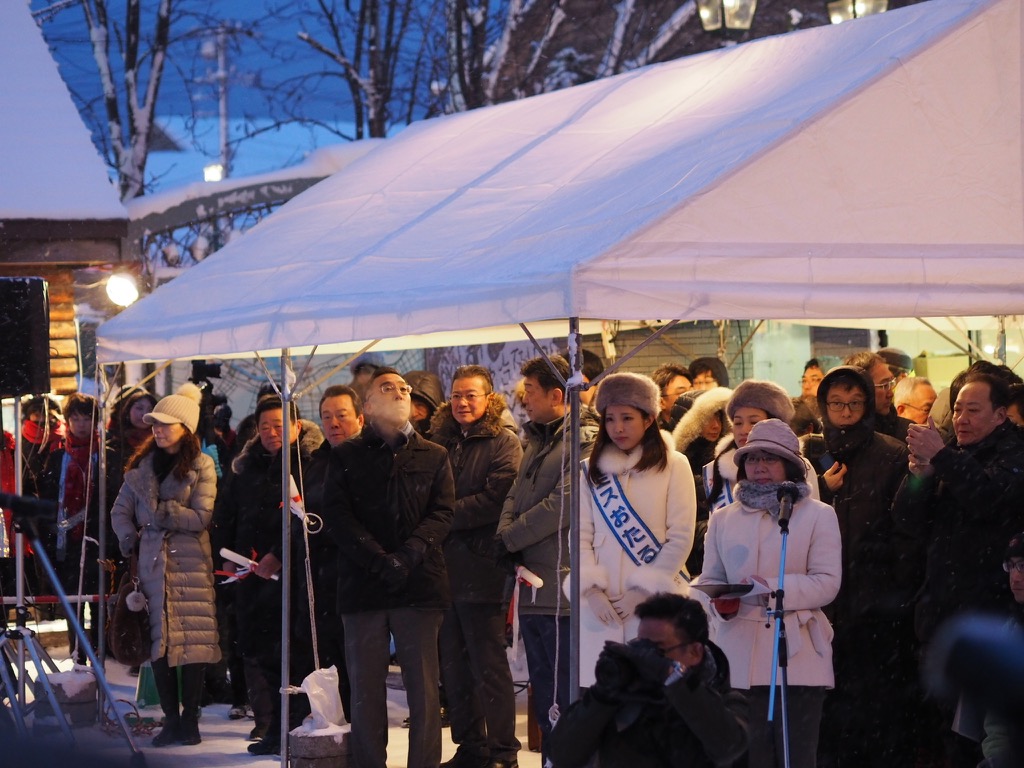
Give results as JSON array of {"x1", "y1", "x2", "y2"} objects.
[
  {"x1": 211, "y1": 421, "x2": 323, "y2": 655},
  {"x1": 323, "y1": 424, "x2": 454, "y2": 613},
  {"x1": 548, "y1": 641, "x2": 748, "y2": 768},
  {"x1": 894, "y1": 419, "x2": 1024, "y2": 642},
  {"x1": 814, "y1": 366, "x2": 912, "y2": 622},
  {"x1": 430, "y1": 395, "x2": 523, "y2": 603}
]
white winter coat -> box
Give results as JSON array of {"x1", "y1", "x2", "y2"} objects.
[
  {"x1": 697, "y1": 489, "x2": 841, "y2": 689},
  {"x1": 572, "y1": 439, "x2": 697, "y2": 686}
]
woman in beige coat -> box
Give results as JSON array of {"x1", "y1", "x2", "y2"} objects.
[{"x1": 111, "y1": 383, "x2": 220, "y2": 747}]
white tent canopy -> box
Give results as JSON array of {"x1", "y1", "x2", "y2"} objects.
[{"x1": 98, "y1": 0, "x2": 1023, "y2": 363}]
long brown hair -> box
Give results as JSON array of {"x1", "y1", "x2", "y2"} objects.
[
  {"x1": 588, "y1": 408, "x2": 667, "y2": 484},
  {"x1": 126, "y1": 429, "x2": 202, "y2": 480}
]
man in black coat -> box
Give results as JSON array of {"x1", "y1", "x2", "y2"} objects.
[
  {"x1": 897, "y1": 371, "x2": 1024, "y2": 767},
  {"x1": 323, "y1": 367, "x2": 455, "y2": 768},
  {"x1": 430, "y1": 365, "x2": 523, "y2": 768},
  {"x1": 212, "y1": 394, "x2": 323, "y2": 755},
  {"x1": 548, "y1": 592, "x2": 747, "y2": 768}
]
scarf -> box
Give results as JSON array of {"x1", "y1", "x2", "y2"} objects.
[
  {"x1": 823, "y1": 419, "x2": 874, "y2": 465},
  {"x1": 23, "y1": 418, "x2": 65, "y2": 448},
  {"x1": 735, "y1": 480, "x2": 810, "y2": 517},
  {"x1": 58, "y1": 431, "x2": 97, "y2": 555}
]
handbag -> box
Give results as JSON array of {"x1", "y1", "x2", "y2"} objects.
[{"x1": 107, "y1": 544, "x2": 151, "y2": 667}]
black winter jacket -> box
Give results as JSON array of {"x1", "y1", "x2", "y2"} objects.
[
  {"x1": 548, "y1": 642, "x2": 748, "y2": 768},
  {"x1": 211, "y1": 422, "x2": 323, "y2": 654},
  {"x1": 894, "y1": 420, "x2": 1024, "y2": 642},
  {"x1": 814, "y1": 366, "x2": 912, "y2": 623},
  {"x1": 430, "y1": 396, "x2": 523, "y2": 603},
  {"x1": 323, "y1": 423, "x2": 454, "y2": 613}
]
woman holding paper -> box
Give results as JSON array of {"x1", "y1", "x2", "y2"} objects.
[
  {"x1": 110, "y1": 383, "x2": 220, "y2": 748},
  {"x1": 574, "y1": 372, "x2": 697, "y2": 686},
  {"x1": 698, "y1": 418, "x2": 840, "y2": 768}
]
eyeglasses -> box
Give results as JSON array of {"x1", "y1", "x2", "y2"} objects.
[
  {"x1": 692, "y1": 376, "x2": 717, "y2": 387},
  {"x1": 1003, "y1": 560, "x2": 1024, "y2": 574},
  {"x1": 744, "y1": 453, "x2": 783, "y2": 466},
  {"x1": 826, "y1": 400, "x2": 866, "y2": 413},
  {"x1": 874, "y1": 378, "x2": 897, "y2": 391},
  {"x1": 657, "y1": 639, "x2": 694, "y2": 655},
  {"x1": 450, "y1": 392, "x2": 489, "y2": 404},
  {"x1": 379, "y1": 382, "x2": 413, "y2": 396},
  {"x1": 902, "y1": 402, "x2": 932, "y2": 414},
  {"x1": 800, "y1": 376, "x2": 823, "y2": 385}
]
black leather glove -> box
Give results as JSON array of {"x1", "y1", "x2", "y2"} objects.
[
  {"x1": 397, "y1": 536, "x2": 428, "y2": 573},
  {"x1": 371, "y1": 552, "x2": 411, "y2": 593}
]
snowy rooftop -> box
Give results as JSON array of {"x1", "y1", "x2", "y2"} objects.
[{"x1": 0, "y1": 2, "x2": 126, "y2": 221}]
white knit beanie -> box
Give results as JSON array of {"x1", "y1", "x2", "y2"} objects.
[
  {"x1": 144, "y1": 382, "x2": 203, "y2": 434},
  {"x1": 594, "y1": 372, "x2": 660, "y2": 417}
]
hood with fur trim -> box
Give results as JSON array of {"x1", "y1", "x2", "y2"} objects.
[
  {"x1": 672, "y1": 386, "x2": 733, "y2": 454},
  {"x1": 429, "y1": 392, "x2": 513, "y2": 443}
]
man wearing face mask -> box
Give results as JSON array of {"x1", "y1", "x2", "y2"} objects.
[{"x1": 323, "y1": 367, "x2": 455, "y2": 768}]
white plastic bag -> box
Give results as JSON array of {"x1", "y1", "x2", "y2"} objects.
[{"x1": 301, "y1": 665, "x2": 345, "y2": 729}]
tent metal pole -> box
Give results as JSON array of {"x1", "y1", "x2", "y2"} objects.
[
  {"x1": 567, "y1": 318, "x2": 582, "y2": 703},
  {"x1": 280, "y1": 349, "x2": 292, "y2": 768},
  {"x1": 997, "y1": 316, "x2": 1007, "y2": 364}
]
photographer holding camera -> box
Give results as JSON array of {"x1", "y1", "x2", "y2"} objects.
[{"x1": 548, "y1": 593, "x2": 747, "y2": 768}]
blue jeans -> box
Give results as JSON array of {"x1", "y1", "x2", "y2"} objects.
[{"x1": 519, "y1": 613, "x2": 571, "y2": 764}]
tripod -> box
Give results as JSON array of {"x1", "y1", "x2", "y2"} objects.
[{"x1": 0, "y1": 491, "x2": 145, "y2": 766}]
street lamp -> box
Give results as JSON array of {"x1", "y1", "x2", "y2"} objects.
[
  {"x1": 697, "y1": 0, "x2": 758, "y2": 31},
  {"x1": 828, "y1": 0, "x2": 887, "y2": 24}
]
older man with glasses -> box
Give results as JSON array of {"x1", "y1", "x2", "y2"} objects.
[{"x1": 322, "y1": 366, "x2": 455, "y2": 768}]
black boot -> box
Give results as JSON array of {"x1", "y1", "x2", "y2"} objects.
[
  {"x1": 151, "y1": 657, "x2": 182, "y2": 747},
  {"x1": 179, "y1": 662, "x2": 206, "y2": 746}
]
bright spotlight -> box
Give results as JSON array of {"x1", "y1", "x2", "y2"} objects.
[{"x1": 107, "y1": 273, "x2": 139, "y2": 307}]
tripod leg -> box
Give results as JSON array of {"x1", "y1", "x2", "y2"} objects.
[
  {"x1": 20, "y1": 632, "x2": 74, "y2": 742},
  {"x1": 0, "y1": 635, "x2": 30, "y2": 738},
  {"x1": 29, "y1": 532, "x2": 146, "y2": 762}
]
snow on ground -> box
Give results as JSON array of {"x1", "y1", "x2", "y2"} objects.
[{"x1": 9, "y1": 629, "x2": 545, "y2": 768}]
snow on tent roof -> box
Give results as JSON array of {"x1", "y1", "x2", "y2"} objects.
[
  {"x1": 98, "y1": 0, "x2": 1024, "y2": 363},
  {"x1": 0, "y1": 3, "x2": 126, "y2": 220}
]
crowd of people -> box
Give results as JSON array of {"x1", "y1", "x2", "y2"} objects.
[{"x1": 2, "y1": 345, "x2": 1024, "y2": 768}]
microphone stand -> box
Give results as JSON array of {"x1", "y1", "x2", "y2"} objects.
[{"x1": 767, "y1": 488, "x2": 795, "y2": 768}]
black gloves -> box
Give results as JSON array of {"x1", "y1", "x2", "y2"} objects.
[{"x1": 370, "y1": 552, "x2": 411, "y2": 593}]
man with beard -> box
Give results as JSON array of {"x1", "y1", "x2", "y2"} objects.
[
  {"x1": 323, "y1": 367, "x2": 454, "y2": 768},
  {"x1": 809, "y1": 366, "x2": 913, "y2": 767}
]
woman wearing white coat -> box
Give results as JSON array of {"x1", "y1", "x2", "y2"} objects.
[
  {"x1": 698, "y1": 418, "x2": 841, "y2": 768},
  {"x1": 572, "y1": 372, "x2": 697, "y2": 687}
]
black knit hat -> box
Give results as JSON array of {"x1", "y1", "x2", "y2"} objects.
[{"x1": 1006, "y1": 531, "x2": 1024, "y2": 562}]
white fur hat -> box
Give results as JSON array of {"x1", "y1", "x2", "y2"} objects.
[
  {"x1": 594, "y1": 372, "x2": 660, "y2": 417},
  {"x1": 144, "y1": 382, "x2": 203, "y2": 434}
]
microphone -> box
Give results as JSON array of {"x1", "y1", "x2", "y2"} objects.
[{"x1": 777, "y1": 482, "x2": 799, "y2": 525}]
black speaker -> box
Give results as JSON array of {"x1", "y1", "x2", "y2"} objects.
[{"x1": 0, "y1": 278, "x2": 51, "y2": 397}]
